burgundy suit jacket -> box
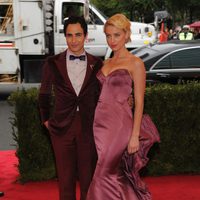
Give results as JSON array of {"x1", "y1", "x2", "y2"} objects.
[{"x1": 38, "y1": 50, "x2": 103, "y2": 135}]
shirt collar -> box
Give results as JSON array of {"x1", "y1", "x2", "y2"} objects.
[{"x1": 67, "y1": 49, "x2": 86, "y2": 58}]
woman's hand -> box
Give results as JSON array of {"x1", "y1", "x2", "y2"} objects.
[{"x1": 127, "y1": 135, "x2": 139, "y2": 154}]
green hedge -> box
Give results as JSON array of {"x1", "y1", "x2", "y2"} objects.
[
  {"x1": 144, "y1": 82, "x2": 200, "y2": 175},
  {"x1": 8, "y1": 88, "x2": 56, "y2": 183},
  {"x1": 8, "y1": 82, "x2": 200, "y2": 182}
]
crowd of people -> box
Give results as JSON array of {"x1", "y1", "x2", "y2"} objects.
[{"x1": 158, "y1": 22, "x2": 200, "y2": 43}]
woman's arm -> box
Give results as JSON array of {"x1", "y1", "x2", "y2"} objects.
[{"x1": 128, "y1": 56, "x2": 146, "y2": 154}]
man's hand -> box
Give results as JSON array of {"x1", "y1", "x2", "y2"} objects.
[{"x1": 44, "y1": 121, "x2": 49, "y2": 129}]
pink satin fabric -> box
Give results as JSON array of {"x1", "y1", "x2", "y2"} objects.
[{"x1": 87, "y1": 69, "x2": 160, "y2": 200}]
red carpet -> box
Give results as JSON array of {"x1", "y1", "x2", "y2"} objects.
[{"x1": 1, "y1": 150, "x2": 200, "y2": 200}]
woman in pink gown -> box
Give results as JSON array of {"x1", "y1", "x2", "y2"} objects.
[{"x1": 86, "y1": 14, "x2": 160, "y2": 200}]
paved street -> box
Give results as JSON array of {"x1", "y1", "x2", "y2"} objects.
[
  {"x1": 0, "y1": 96, "x2": 16, "y2": 150},
  {"x1": 0, "y1": 84, "x2": 40, "y2": 150}
]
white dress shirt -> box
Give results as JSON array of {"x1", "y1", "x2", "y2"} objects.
[{"x1": 66, "y1": 50, "x2": 87, "y2": 96}]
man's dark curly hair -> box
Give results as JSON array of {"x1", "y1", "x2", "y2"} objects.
[{"x1": 63, "y1": 16, "x2": 88, "y2": 37}]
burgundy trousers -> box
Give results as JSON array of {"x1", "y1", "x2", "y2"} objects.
[{"x1": 50, "y1": 112, "x2": 97, "y2": 200}]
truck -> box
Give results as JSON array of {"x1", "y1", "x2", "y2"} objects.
[{"x1": 0, "y1": 0, "x2": 157, "y2": 88}]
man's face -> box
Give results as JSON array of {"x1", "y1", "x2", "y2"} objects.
[{"x1": 65, "y1": 23, "x2": 87, "y2": 55}]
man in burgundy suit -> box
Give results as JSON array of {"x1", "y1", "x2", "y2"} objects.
[{"x1": 38, "y1": 16, "x2": 103, "y2": 200}]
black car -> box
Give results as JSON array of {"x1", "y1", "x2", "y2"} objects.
[{"x1": 131, "y1": 40, "x2": 200, "y2": 83}]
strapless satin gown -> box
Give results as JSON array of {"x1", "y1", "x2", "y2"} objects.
[{"x1": 86, "y1": 69, "x2": 160, "y2": 200}]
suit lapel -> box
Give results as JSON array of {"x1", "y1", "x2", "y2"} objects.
[
  {"x1": 79, "y1": 53, "x2": 95, "y2": 94},
  {"x1": 54, "y1": 50, "x2": 76, "y2": 94}
]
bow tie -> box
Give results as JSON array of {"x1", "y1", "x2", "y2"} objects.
[{"x1": 69, "y1": 55, "x2": 86, "y2": 61}]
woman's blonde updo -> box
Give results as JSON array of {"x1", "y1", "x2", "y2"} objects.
[{"x1": 104, "y1": 13, "x2": 131, "y2": 43}]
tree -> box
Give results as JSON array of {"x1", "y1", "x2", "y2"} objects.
[
  {"x1": 118, "y1": 0, "x2": 158, "y2": 21},
  {"x1": 165, "y1": 0, "x2": 200, "y2": 24},
  {"x1": 91, "y1": 0, "x2": 121, "y2": 17},
  {"x1": 91, "y1": 0, "x2": 200, "y2": 26}
]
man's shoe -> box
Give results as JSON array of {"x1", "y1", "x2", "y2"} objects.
[{"x1": 0, "y1": 192, "x2": 4, "y2": 197}]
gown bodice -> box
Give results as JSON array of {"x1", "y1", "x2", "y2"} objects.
[{"x1": 97, "y1": 69, "x2": 132, "y2": 105}]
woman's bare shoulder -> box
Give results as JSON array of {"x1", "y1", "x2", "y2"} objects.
[
  {"x1": 129, "y1": 54, "x2": 143, "y2": 65},
  {"x1": 126, "y1": 53, "x2": 144, "y2": 69},
  {"x1": 126, "y1": 54, "x2": 145, "y2": 78}
]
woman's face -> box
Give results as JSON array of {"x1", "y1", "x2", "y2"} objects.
[{"x1": 105, "y1": 25, "x2": 128, "y2": 51}]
